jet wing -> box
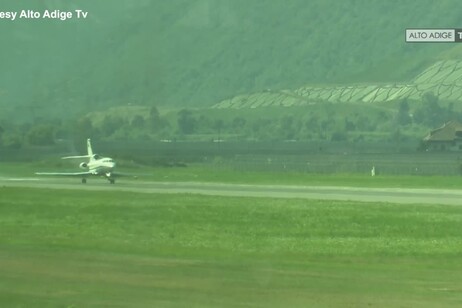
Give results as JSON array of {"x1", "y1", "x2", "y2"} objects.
[
  {"x1": 109, "y1": 171, "x2": 139, "y2": 179},
  {"x1": 35, "y1": 171, "x2": 95, "y2": 176}
]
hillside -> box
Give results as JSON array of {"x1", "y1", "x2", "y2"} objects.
[
  {"x1": 213, "y1": 60, "x2": 462, "y2": 109},
  {"x1": 3, "y1": 0, "x2": 462, "y2": 120}
]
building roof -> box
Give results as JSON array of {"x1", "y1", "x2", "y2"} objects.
[{"x1": 424, "y1": 121, "x2": 462, "y2": 142}]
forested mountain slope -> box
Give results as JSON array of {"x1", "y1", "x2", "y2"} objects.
[{"x1": 2, "y1": 0, "x2": 462, "y2": 119}]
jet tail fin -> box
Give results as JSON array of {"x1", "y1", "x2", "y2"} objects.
[
  {"x1": 62, "y1": 138, "x2": 94, "y2": 160},
  {"x1": 87, "y1": 138, "x2": 94, "y2": 157}
]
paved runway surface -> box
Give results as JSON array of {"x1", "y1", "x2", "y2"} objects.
[{"x1": 1, "y1": 177, "x2": 462, "y2": 205}]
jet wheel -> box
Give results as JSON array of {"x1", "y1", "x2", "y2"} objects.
[
  {"x1": 82, "y1": 178, "x2": 87, "y2": 184},
  {"x1": 109, "y1": 179, "x2": 115, "y2": 184}
]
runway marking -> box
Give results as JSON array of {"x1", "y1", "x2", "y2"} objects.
[{"x1": 0, "y1": 178, "x2": 41, "y2": 181}]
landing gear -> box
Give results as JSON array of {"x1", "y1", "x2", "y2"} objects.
[
  {"x1": 105, "y1": 172, "x2": 115, "y2": 184},
  {"x1": 81, "y1": 178, "x2": 87, "y2": 184}
]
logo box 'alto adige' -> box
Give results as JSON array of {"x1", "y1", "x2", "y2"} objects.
[{"x1": 406, "y1": 29, "x2": 462, "y2": 42}]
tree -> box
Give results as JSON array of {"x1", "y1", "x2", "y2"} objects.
[
  {"x1": 390, "y1": 127, "x2": 403, "y2": 144},
  {"x1": 148, "y1": 106, "x2": 160, "y2": 130},
  {"x1": 213, "y1": 119, "x2": 224, "y2": 140},
  {"x1": 231, "y1": 117, "x2": 246, "y2": 131},
  {"x1": 330, "y1": 130, "x2": 347, "y2": 142},
  {"x1": 72, "y1": 117, "x2": 98, "y2": 141},
  {"x1": 414, "y1": 92, "x2": 443, "y2": 127},
  {"x1": 177, "y1": 109, "x2": 196, "y2": 135},
  {"x1": 131, "y1": 115, "x2": 145, "y2": 129},
  {"x1": 395, "y1": 99, "x2": 412, "y2": 126},
  {"x1": 344, "y1": 117, "x2": 356, "y2": 131},
  {"x1": 101, "y1": 115, "x2": 125, "y2": 137},
  {"x1": 278, "y1": 115, "x2": 296, "y2": 140},
  {"x1": 27, "y1": 124, "x2": 55, "y2": 146},
  {"x1": 0, "y1": 125, "x2": 4, "y2": 146},
  {"x1": 3, "y1": 133, "x2": 23, "y2": 149}
]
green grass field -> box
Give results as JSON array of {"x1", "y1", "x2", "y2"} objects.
[
  {"x1": 4, "y1": 161, "x2": 462, "y2": 190},
  {"x1": 146, "y1": 165, "x2": 462, "y2": 189},
  {"x1": 1, "y1": 187, "x2": 462, "y2": 307}
]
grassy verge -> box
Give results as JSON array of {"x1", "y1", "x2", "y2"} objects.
[
  {"x1": 4, "y1": 162, "x2": 462, "y2": 189},
  {"x1": 147, "y1": 165, "x2": 462, "y2": 189},
  {"x1": 1, "y1": 187, "x2": 462, "y2": 306}
]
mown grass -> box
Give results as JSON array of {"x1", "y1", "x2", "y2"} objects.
[
  {"x1": 1, "y1": 187, "x2": 462, "y2": 307},
  {"x1": 148, "y1": 165, "x2": 462, "y2": 189}
]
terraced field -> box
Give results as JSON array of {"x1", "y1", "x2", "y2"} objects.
[{"x1": 213, "y1": 60, "x2": 462, "y2": 109}]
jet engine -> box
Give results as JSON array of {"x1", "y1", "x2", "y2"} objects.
[{"x1": 79, "y1": 162, "x2": 88, "y2": 169}]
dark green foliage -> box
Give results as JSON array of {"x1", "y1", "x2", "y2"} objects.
[
  {"x1": 72, "y1": 117, "x2": 99, "y2": 141},
  {"x1": 101, "y1": 115, "x2": 125, "y2": 137},
  {"x1": 212, "y1": 119, "x2": 224, "y2": 139},
  {"x1": 26, "y1": 124, "x2": 55, "y2": 146},
  {"x1": 2, "y1": 133, "x2": 23, "y2": 149},
  {"x1": 130, "y1": 115, "x2": 145, "y2": 129},
  {"x1": 177, "y1": 109, "x2": 196, "y2": 134},
  {"x1": 413, "y1": 92, "x2": 461, "y2": 127},
  {"x1": 5, "y1": 95, "x2": 455, "y2": 145},
  {"x1": 344, "y1": 118, "x2": 356, "y2": 132},
  {"x1": 148, "y1": 106, "x2": 160, "y2": 130},
  {"x1": 0, "y1": 125, "x2": 3, "y2": 146},
  {"x1": 395, "y1": 99, "x2": 412, "y2": 126},
  {"x1": 330, "y1": 131, "x2": 348, "y2": 142},
  {"x1": 277, "y1": 115, "x2": 296, "y2": 140},
  {"x1": 413, "y1": 93, "x2": 442, "y2": 126},
  {"x1": 230, "y1": 116, "x2": 246, "y2": 135}
]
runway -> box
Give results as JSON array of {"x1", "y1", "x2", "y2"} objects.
[{"x1": 1, "y1": 176, "x2": 462, "y2": 205}]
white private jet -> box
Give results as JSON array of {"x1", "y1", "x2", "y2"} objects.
[{"x1": 36, "y1": 139, "x2": 118, "y2": 184}]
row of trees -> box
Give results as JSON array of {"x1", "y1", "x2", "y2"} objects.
[{"x1": 1, "y1": 93, "x2": 460, "y2": 148}]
